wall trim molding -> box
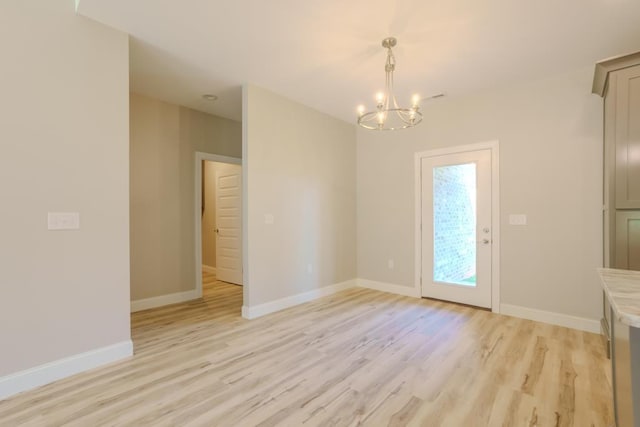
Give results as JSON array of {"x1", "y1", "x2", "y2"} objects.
[
  {"x1": 201, "y1": 265, "x2": 217, "y2": 275},
  {"x1": 0, "y1": 340, "x2": 133, "y2": 401},
  {"x1": 592, "y1": 51, "x2": 640, "y2": 96},
  {"x1": 500, "y1": 304, "x2": 600, "y2": 333},
  {"x1": 242, "y1": 279, "x2": 357, "y2": 319},
  {"x1": 357, "y1": 279, "x2": 421, "y2": 298},
  {"x1": 130, "y1": 290, "x2": 198, "y2": 313}
]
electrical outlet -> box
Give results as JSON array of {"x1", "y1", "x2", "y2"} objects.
[{"x1": 388, "y1": 259, "x2": 395, "y2": 269}]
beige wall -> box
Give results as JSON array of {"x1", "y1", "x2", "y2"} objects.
[
  {"x1": 357, "y1": 66, "x2": 603, "y2": 320},
  {"x1": 0, "y1": 0, "x2": 130, "y2": 376},
  {"x1": 130, "y1": 93, "x2": 241, "y2": 300},
  {"x1": 243, "y1": 85, "x2": 357, "y2": 307}
]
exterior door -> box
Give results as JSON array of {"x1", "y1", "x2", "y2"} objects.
[
  {"x1": 421, "y1": 149, "x2": 492, "y2": 308},
  {"x1": 215, "y1": 164, "x2": 243, "y2": 285}
]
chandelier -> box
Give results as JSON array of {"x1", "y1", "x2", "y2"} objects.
[{"x1": 357, "y1": 37, "x2": 422, "y2": 131}]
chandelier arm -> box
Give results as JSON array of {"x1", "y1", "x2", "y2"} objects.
[
  {"x1": 396, "y1": 110, "x2": 411, "y2": 124},
  {"x1": 358, "y1": 108, "x2": 423, "y2": 130}
]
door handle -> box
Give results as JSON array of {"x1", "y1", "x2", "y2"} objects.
[
  {"x1": 480, "y1": 238, "x2": 490, "y2": 245},
  {"x1": 215, "y1": 228, "x2": 219, "y2": 234}
]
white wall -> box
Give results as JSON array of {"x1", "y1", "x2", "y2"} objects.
[
  {"x1": 0, "y1": 0, "x2": 130, "y2": 378},
  {"x1": 243, "y1": 85, "x2": 357, "y2": 307},
  {"x1": 357, "y1": 66, "x2": 604, "y2": 320},
  {"x1": 130, "y1": 93, "x2": 241, "y2": 301}
]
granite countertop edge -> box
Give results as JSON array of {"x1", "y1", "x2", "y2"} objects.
[{"x1": 598, "y1": 267, "x2": 640, "y2": 328}]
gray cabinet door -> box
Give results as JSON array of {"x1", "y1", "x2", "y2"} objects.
[
  {"x1": 616, "y1": 211, "x2": 640, "y2": 270},
  {"x1": 611, "y1": 311, "x2": 640, "y2": 427},
  {"x1": 615, "y1": 66, "x2": 640, "y2": 208}
]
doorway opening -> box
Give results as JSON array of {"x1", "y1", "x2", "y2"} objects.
[
  {"x1": 415, "y1": 141, "x2": 500, "y2": 312},
  {"x1": 195, "y1": 153, "x2": 243, "y2": 307}
]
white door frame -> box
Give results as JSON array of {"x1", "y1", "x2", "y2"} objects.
[
  {"x1": 414, "y1": 141, "x2": 501, "y2": 313},
  {"x1": 194, "y1": 152, "x2": 242, "y2": 298}
]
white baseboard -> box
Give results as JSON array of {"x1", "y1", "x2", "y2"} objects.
[
  {"x1": 242, "y1": 279, "x2": 357, "y2": 320},
  {"x1": 131, "y1": 290, "x2": 198, "y2": 313},
  {"x1": 500, "y1": 304, "x2": 600, "y2": 333},
  {"x1": 201, "y1": 265, "x2": 216, "y2": 274},
  {"x1": 0, "y1": 340, "x2": 133, "y2": 401},
  {"x1": 357, "y1": 279, "x2": 421, "y2": 298}
]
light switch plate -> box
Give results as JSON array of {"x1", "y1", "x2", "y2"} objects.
[
  {"x1": 509, "y1": 214, "x2": 527, "y2": 226},
  {"x1": 264, "y1": 214, "x2": 274, "y2": 225},
  {"x1": 48, "y1": 212, "x2": 80, "y2": 230}
]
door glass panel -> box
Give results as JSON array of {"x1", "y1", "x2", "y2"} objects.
[{"x1": 433, "y1": 163, "x2": 477, "y2": 286}]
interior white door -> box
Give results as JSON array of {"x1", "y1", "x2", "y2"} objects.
[
  {"x1": 215, "y1": 164, "x2": 243, "y2": 285},
  {"x1": 421, "y1": 149, "x2": 492, "y2": 308}
]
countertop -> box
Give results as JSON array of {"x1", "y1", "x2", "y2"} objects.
[{"x1": 598, "y1": 267, "x2": 640, "y2": 328}]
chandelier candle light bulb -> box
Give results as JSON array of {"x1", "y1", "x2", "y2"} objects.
[
  {"x1": 356, "y1": 37, "x2": 423, "y2": 130},
  {"x1": 412, "y1": 94, "x2": 421, "y2": 108}
]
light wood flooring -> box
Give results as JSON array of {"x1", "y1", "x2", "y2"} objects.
[{"x1": 0, "y1": 271, "x2": 613, "y2": 426}]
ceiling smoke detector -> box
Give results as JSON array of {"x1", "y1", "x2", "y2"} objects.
[{"x1": 202, "y1": 94, "x2": 218, "y2": 101}]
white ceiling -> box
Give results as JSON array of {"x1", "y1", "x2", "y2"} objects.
[{"x1": 77, "y1": 0, "x2": 640, "y2": 123}]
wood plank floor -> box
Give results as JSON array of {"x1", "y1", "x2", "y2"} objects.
[{"x1": 0, "y1": 272, "x2": 613, "y2": 426}]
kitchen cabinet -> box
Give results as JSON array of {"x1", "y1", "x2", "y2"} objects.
[{"x1": 594, "y1": 53, "x2": 640, "y2": 360}]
